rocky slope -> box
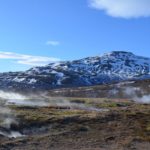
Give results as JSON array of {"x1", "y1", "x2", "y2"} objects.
[{"x1": 0, "y1": 51, "x2": 150, "y2": 90}]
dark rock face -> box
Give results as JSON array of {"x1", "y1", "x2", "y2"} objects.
[{"x1": 0, "y1": 51, "x2": 150, "y2": 90}]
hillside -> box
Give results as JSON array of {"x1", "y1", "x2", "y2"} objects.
[{"x1": 48, "y1": 79, "x2": 150, "y2": 99}]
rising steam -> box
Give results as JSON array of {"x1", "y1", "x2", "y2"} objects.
[
  {"x1": 0, "y1": 85, "x2": 149, "y2": 139},
  {"x1": 123, "y1": 87, "x2": 150, "y2": 104},
  {"x1": 0, "y1": 90, "x2": 106, "y2": 138}
]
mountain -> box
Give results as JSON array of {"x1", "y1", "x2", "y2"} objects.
[{"x1": 0, "y1": 51, "x2": 150, "y2": 91}]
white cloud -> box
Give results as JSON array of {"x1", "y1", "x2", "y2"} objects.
[
  {"x1": 89, "y1": 0, "x2": 150, "y2": 18},
  {"x1": 0, "y1": 51, "x2": 60, "y2": 66},
  {"x1": 46, "y1": 40, "x2": 60, "y2": 46}
]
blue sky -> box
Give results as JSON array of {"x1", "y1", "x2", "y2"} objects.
[{"x1": 0, "y1": 0, "x2": 150, "y2": 72}]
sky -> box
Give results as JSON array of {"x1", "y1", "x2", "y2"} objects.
[{"x1": 0, "y1": 0, "x2": 150, "y2": 72}]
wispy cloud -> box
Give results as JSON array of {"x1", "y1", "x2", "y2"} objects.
[
  {"x1": 46, "y1": 40, "x2": 60, "y2": 46},
  {"x1": 89, "y1": 0, "x2": 150, "y2": 18},
  {"x1": 0, "y1": 51, "x2": 60, "y2": 66}
]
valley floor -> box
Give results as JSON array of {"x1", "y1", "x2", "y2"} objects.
[{"x1": 0, "y1": 97, "x2": 150, "y2": 150}]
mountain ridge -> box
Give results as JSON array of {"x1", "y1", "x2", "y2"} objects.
[{"x1": 0, "y1": 51, "x2": 150, "y2": 90}]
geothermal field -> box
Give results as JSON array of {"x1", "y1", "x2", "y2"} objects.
[{"x1": 0, "y1": 80, "x2": 150, "y2": 150}]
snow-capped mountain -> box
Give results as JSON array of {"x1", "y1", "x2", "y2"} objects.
[{"x1": 0, "y1": 51, "x2": 150, "y2": 90}]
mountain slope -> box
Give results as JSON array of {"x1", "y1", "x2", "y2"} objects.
[{"x1": 0, "y1": 51, "x2": 150, "y2": 90}]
